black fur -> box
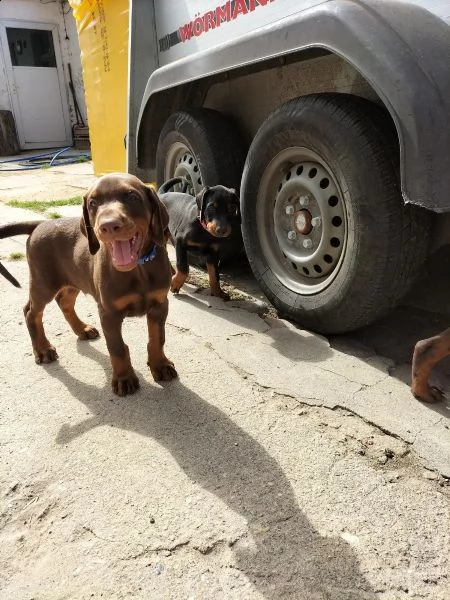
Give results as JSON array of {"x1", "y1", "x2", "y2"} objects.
[{"x1": 158, "y1": 177, "x2": 241, "y2": 299}]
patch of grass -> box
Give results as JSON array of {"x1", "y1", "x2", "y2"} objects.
[
  {"x1": 187, "y1": 270, "x2": 209, "y2": 290},
  {"x1": 9, "y1": 251, "x2": 25, "y2": 261},
  {"x1": 48, "y1": 212, "x2": 62, "y2": 219},
  {"x1": 186, "y1": 266, "x2": 257, "y2": 302},
  {"x1": 7, "y1": 196, "x2": 82, "y2": 213}
]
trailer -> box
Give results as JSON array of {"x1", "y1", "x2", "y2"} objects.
[{"x1": 127, "y1": 0, "x2": 450, "y2": 334}]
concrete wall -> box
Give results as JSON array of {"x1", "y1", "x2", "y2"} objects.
[{"x1": 0, "y1": 0, "x2": 87, "y2": 128}]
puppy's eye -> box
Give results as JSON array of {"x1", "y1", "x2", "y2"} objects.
[
  {"x1": 127, "y1": 191, "x2": 139, "y2": 201},
  {"x1": 88, "y1": 198, "x2": 98, "y2": 210},
  {"x1": 228, "y1": 204, "x2": 238, "y2": 215}
]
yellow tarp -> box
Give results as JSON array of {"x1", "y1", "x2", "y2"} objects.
[{"x1": 69, "y1": 0, "x2": 129, "y2": 175}]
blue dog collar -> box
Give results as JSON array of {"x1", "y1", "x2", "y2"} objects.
[{"x1": 138, "y1": 244, "x2": 157, "y2": 264}]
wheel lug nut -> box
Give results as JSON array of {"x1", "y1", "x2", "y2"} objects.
[
  {"x1": 285, "y1": 205, "x2": 294, "y2": 215},
  {"x1": 299, "y1": 195, "x2": 309, "y2": 207},
  {"x1": 303, "y1": 238, "x2": 313, "y2": 249},
  {"x1": 287, "y1": 230, "x2": 297, "y2": 240},
  {"x1": 311, "y1": 217, "x2": 321, "y2": 227}
]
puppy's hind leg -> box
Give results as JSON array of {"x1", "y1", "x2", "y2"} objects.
[
  {"x1": 55, "y1": 286, "x2": 99, "y2": 340},
  {"x1": 24, "y1": 279, "x2": 59, "y2": 364}
]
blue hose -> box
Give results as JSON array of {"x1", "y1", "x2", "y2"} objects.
[{"x1": 0, "y1": 146, "x2": 91, "y2": 171}]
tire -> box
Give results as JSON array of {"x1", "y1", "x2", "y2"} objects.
[
  {"x1": 156, "y1": 108, "x2": 245, "y2": 194},
  {"x1": 241, "y1": 93, "x2": 431, "y2": 334},
  {"x1": 156, "y1": 108, "x2": 246, "y2": 263}
]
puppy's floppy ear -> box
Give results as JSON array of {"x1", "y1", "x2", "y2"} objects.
[
  {"x1": 231, "y1": 189, "x2": 242, "y2": 224},
  {"x1": 146, "y1": 186, "x2": 169, "y2": 246},
  {"x1": 196, "y1": 186, "x2": 210, "y2": 223},
  {"x1": 80, "y1": 193, "x2": 100, "y2": 255}
]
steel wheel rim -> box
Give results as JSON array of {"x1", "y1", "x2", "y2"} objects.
[
  {"x1": 165, "y1": 142, "x2": 203, "y2": 195},
  {"x1": 256, "y1": 147, "x2": 348, "y2": 295}
]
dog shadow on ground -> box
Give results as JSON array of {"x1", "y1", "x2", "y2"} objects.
[{"x1": 49, "y1": 340, "x2": 376, "y2": 600}]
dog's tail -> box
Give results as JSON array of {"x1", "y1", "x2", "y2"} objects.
[
  {"x1": 158, "y1": 177, "x2": 190, "y2": 195},
  {"x1": 0, "y1": 221, "x2": 43, "y2": 239},
  {"x1": 0, "y1": 221, "x2": 42, "y2": 287},
  {"x1": 0, "y1": 262, "x2": 21, "y2": 288}
]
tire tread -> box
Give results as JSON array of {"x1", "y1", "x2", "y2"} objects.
[{"x1": 241, "y1": 93, "x2": 431, "y2": 333}]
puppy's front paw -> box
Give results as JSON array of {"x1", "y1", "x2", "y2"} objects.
[
  {"x1": 149, "y1": 359, "x2": 178, "y2": 382},
  {"x1": 412, "y1": 383, "x2": 444, "y2": 403},
  {"x1": 78, "y1": 325, "x2": 100, "y2": 340},
  {"x1": 34, "y1": 346, "x2": 58, "y2": 364},
  {"x1": 112, "y1": 372, "x2": 140, "y2": 396},
  {"x1": 171, "y1": 272, "x2": 187, "y2": 294},
  {"x1": 211, "y1": 288, "x2": 230, "y2": 301}
]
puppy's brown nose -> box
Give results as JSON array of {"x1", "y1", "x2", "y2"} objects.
[
  {"x1": 215, "y1": 223, "x2": 231, "y2": 236},
  {"x1": 99, "y1": 218, "x2": 123, "y2": 235}
]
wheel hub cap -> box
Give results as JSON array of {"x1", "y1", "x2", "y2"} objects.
[
  {"x1": 165, "y1": 142, "x2": 203, "y2": 196},
  {"x1": 257, "y1": 148, "x2": 348, "y2": 295},
  {"x1": 294, "y1": 209, "x2": 312, "y2": 235}
]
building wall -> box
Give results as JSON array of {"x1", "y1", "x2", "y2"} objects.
[{"x1": 0, "y1": 0, "x2": 87, "y2": 128}]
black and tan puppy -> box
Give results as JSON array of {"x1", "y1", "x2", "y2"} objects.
[
  {"x1": 0, "y1": 173, "x2": 177, "y2": 396},
  {"x1": 158, "y1": 177, "x2": 241, "y2": 300}
]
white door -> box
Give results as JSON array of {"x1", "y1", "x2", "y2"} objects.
[{"x1": 0, "y1": 21, "x2": 72, "y2": 149}]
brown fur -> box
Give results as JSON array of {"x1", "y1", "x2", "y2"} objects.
[
  {"x1": 0, "y1": 173, "x2": 177, "y2": 396},
  {"x1": 411, "y1": 328, "x2": 450, "y2": 403}
]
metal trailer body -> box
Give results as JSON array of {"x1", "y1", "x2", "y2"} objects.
[{"x1": 128, "y1": 0, "x2": 450, "y2": 334}]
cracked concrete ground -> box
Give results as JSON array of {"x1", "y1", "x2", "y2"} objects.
[{"x1": 0, "y1": 164, "x2": 450, "y2": 599}]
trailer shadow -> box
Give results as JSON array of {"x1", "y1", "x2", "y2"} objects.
[
  {"x1": 329, "y1": 246, "x2": 450, "y2": 418},
  {"x1": 202, "y1": 245, "x2": 450, "y2": 418}
]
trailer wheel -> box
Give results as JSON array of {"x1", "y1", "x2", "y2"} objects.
[
  {"x1": 156, "y1": 108, "x2": 245, "y2": 194},
  {"x1": 241, "y1": 94, "x2": 430, "y2": 334}
]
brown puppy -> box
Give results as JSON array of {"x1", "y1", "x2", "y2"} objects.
[
  {"x1": 412, "y1": 329, "x2": 450, "y2": 403},
  {"x1": 0, "y1": 173, "x2": 177, "y2": 396}
]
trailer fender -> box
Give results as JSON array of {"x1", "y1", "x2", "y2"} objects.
[{"x1": 137, "y1": 0, "x2": 450, "y2": 212}]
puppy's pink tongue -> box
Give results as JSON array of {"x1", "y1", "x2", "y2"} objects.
[{"x1": 111, "y1": 240, "x2": 133, "y2": 266}]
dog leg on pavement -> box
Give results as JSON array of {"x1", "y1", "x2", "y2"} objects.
[
  {"x1": 411, "y1": 328, "x2": 450, "y2": 403},
  {"x1": 24, "y1": 278, "x2": 58, "y2": 364},
  {"x1": 56, "y1": 286, "x2": 100, "y2": 340},
  {"x1": 146, "y1": 293, "x2": 177, "y2": 382},
  {"x1": 171, "y1": 239, "x2": 189, "y2": 293},
  {"x1": 206, "y1": 253, "x2": 229, "y2": 300},
  {"x1": 99, "y1": 310, "x2": 139, "y2": 396}
]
